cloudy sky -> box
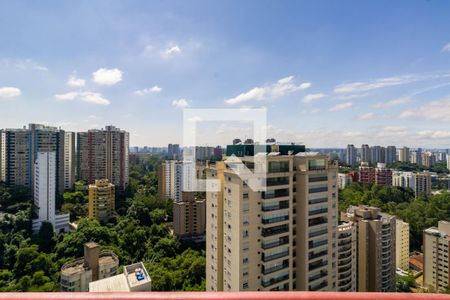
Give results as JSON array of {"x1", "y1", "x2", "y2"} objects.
[{"x1": 1, "y1": 1, "x2": 450, "y2": 147}]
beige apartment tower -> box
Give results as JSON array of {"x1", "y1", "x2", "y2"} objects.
[
  {"x1": 206, "y1": 144, "x2": 338, "y2": 291},
  {"x1": 423, "y1": 221, "x2": 450, "y2": 291},
  {"x1": 336, "y1": 222, "x2": 357, "y2": 291},
  {"x1": 396, "y1": 219, "x2": 410, "y2": 271},
  {"x1": 341, "y1": 206, "x2": 396, "y2": 292},
  {"x1": 173, "y1": 192, "x2": 206, "y2": 238},
  {"x1": 88, "y1": 179, "x2": 115, "y2": 221}
]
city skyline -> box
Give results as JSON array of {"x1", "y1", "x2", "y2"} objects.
[{"x1": 2, "y1": 1, "x2": 450, "y2": 147}]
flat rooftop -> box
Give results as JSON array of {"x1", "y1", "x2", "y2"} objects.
[{"x1": 89, "y1": 274, "x2": 129, "y2": 292}]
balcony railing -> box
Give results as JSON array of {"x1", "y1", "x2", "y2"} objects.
[{"x1": 262, "y1": 249, "x2": 289, "y2": 262}]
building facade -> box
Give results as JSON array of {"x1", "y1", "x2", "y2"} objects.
[
  {"x1": 341, "y1": 206, "x2": 396, "y2": 292},
  {"x1": 392, "y1": 171, "x2": 431, "y2": 197},
  {"x1": 336, "y1": 222, "x2": 357, "y2": 292},
  {"x1": 88, "y1": 179, "x2": 115, "y2": 221},
  {"x1": 337, "y1": 173, "x2": 353, "y2": 189},
  {"x1": 396, "y1": 219, "x2": 410, "y2": 271},
  {"x1": 77, "y1": 126, "x2": 129, "y2": 190},
  {"x1": 346, "y1": 144, "x2": 357, "y2": 166},
  {"x1": 423, "y1": 221, "x2": 450, "y2": 291},
  {"x1": 32, "y1": 151, "x2": 70, "y2": 233},
  {"x1": 206, "y1": 144, "x2": 338, "y2": 292},
  {"x1": 173, "y1": 192, "x2": 206, "y2": 239}
]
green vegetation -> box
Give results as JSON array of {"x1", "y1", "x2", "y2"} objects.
[
  {"x1": 339, "y1": 183, "x2": 450, "y2": 250},
  {"x1": 0, "y1": 154, "x2": 205, "y2": 291},
  {"x1": 388, "y1": 161, "x2": 449, "y2": 174}
]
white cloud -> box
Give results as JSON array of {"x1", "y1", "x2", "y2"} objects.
[
  {"x1": 1, "y1": 58, "x2": 48, "y2": 71},
  {"x1": 92, "y1": 68, "x2": 123, "y2": 85},
  {"x1": 373, "y1": 97, "x2": 411, "y2": 108},
  {"x1": 134, "y1": 85, "x2": 162, "y2": 96},
  {"x1": 441, "y1": 42, "x2": 450, "y2": 52},
  {"x1": 172, "y1": 98, "x2": 190, "y2": 108},
  {"x1": 67, "y1": 75, "x2": 86, "y2": 87},
  {"x1": 416, "y1": 130, "x2": 450, "y2": 139},
  {"x1": 54, "y1": 91, "x2": 110, "y2": 105},
  {"x1": 54, "y1": 92, "x2": 78, "y2": 101},
  {"x1": 334, "y1": 73, "x2": 450, "y2": 94},
  {"x1": 302, "y1": 93, "x2": 325, "y2": 103},
  {"x1": 329, "y1": 102, "x2": 353, "y2": 112},
  {"x1": 0, "y1": 87, "x2": 21, "y2": 99},
  {"x1": 357, "y1": 112, "x2": 376, "y2": 120},
  {"x1": 400, "y1": 98, "x2": 450, "y2": 122},
  {"x1": 225, "y1": 76, "x2": 311, "y2": 105},
  {"x1": 161, "y1": 45, "x2": 181, "y2": 58}
]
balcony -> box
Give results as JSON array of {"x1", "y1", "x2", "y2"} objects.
[
  {"x1": 262, "y1": 249, "x2": 289, "y2": 262},
  {"x1": 309, "y1": 207, "x2": 328, "y2": 216},
  {"x1": 261, "y1": 273, "x2": 290, "y2": 288},
  {"x1": 262, "y1": 214, "x2": 289, "y2": 225},
  {"x1": 308, "y1": 197, "x2": 328, "y2": 205},
  {"x1": 262, "y1": 189, "x2": 289, "y2": 199},
  {"x1": 262, "y1": 224, "x2": 289, "y2": 237},
  {"x1": 262, "y1": 236, "x2": 289, "y2": 250},
  {"x1": 262, "y1": 200, "x2": 289, "y2": 212},
  {"x1": 266, "y1": 177, "x2": 290, "y2": 186},
  {"x1": 309, "y1": 259, "x2": 328, "y2": 271},
  {"x1": 309, "y1": 249, "x2": 328, "y2": 260},
  {"x1": 308, "y1": 186, "x2": 328, "y2": 194},
  {"x1": 262, "y1": 260, "x2": 289, "y2": 275},
  {"x1": 309, "y1": 227, "x2": 328, "y2": 238}
]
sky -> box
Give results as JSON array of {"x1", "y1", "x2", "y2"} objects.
[{"x1": 1, "y1": 0, "x2": 450, "y2": 148}]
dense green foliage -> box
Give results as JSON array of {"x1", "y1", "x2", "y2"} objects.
[
  {"x1": 0, "y1": 154, "x2": 205, "y2": 292},
  {"x1": 388, "y1": 161, "x2": 449, "y2": 174},
  {"x1": 339, "y1": 183, "x2": 450, "y2": 250}
]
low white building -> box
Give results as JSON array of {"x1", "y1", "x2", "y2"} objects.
[
  {"x1": 338, "y1": 173, "x2": 353, "y2": 189},
  {"x1": 89, "y1": 262, "x2": 151, "y2": 292}
]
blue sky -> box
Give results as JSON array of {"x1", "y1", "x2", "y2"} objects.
[{"x1": 1, "y1": 0, "x2": 450, "y2": 147}]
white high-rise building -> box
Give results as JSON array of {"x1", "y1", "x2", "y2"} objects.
[
  {"x1": 32, "y1": 152, "x2": 70, "y2": 233},
  {"x1": 64, "y1": 132, "x2": 76, "y2": 191},
  {"x1": 162, "y1": 160, "x2": 194, "y2": 202},
  {"x1": 392, "y1": 171, "x2": 431, "y2": 197}
]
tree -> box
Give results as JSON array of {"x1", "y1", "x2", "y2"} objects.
[{"x1": 36, "y1": 222, "x2": 56, "y2": 253}]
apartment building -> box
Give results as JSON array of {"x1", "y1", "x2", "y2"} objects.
[
  {"x1": 61, "y1": 242, "x2": 119, "y2": 292},
  {"x1": 0, "y1": 124, "x2": 74, "y2": 195},
  {"x1": 423, "y1": 221, "x2": 450, "y2": 291},
  {"x1": 206, "y1": 144, "x2": 338, "y2": 292},
  {"x1": 385, "y1": 146, "x2": 397, "y2": 165},
  {"x1": 173, "y1": 192, "x2": 206, "y2": 239},
  {"x1": 392, "y1": 171, "x2": 431, "y2": 197},
  {"x1": 375, "y1": 163, "x2": 392, "y2": 186},
  {"x1": 158, "y1": 160, "x2": 194, "y2": 202},
  {"x1": 346, "y1": 144, "x2": 357, "y2": 166},
  {"x1": 32, "y1": 151, "x2": 70, "y2": 233},
  {"x1": 336, "y1": 222, "x2": 357, "y2": 292},
  {"x1": 396, "y1": 219, "x2": 410, "y2": 271},
  {"x1": 64, "y1": 131, "x2": 76, "y2": 191},
  {"x1": 77, "y1": 125, "x2": 129, "y2": 190},
  {"x1": 398, "y1": 147, "x2": 410, "y2": 163},
  {"x1": 358, "y1": 162, "x2": 375, "y2": 184},
  {"x1": 337, "y1": 173, "x2": 353, "y2": 189},
  {"x1": 361, "y1": 144, "x2": 370, "y2": 163},
  {"x1": 88, "y1": 179, "x2": 115, "y2": 221},
  {"x1": 341, "y1": 206, "x2": 396, "y2": 292}
]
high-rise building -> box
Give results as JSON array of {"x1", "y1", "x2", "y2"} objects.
[
  {"x1": 398, "y1": 146, "x2": 410, "y2": 163},
  {"x1": 168, "y1": 143, "x2": 181, "y2": 159},
  {"x1": 392, "y1": 171, "x2": 431, "y2": 197},
  {"x1": 447, "y1": 156, "x2": 450, "y2": 171},
  {"x1": 206, "y1": 144, "x2": 338, "y2": 291},
  {"x1": 88, "y1": 179, "x2": 115, "y2": 221},
  {"x1": 361, "y1": 144, "x2": 371, "y2": 163},
  {"x1": 32, "y1": 152, "x2": 70, "y2": 233},
  {"x1": 173, "y1": 192, "x2": 206, "y2": 239},
  {"x1": 385, "y1": 146, "x2": 397, "y2": 165},
  {"x1": 341, "y1": 206, "x2": 396, "y2": 292},
  {"x1": 423, "y1": 221, "x2": 450, "y2": 291},
  {"x1": 0, "y1": 124, "x2": 73, "y2": 196},
  {"x1": 64, "y1": 132, "x2": 76, "y2": 191},
  {"x1": 370, "y1": 146, "x2": 382, "y2": 164},
  {"x1": 159, "y1": 160, "x2": 194, "y2": 202},
  {"x1": 396, "y1": 219, "x2": 410, "y2": 271},
  {"x1": 337, "y1": 173, "x2": 353, "y2": 189},
  {"x1": 77, "y1": 126, "x2": 129, "y2": 190},
  {"x1": 336, "y1": 222, "x2": 357, "y2": 292},
  {"x1": 422, "y1": 152, "x2": 436, "y2": 169},
  {"x1": 346, "y1": 144, "x2": 357, "y2": 166},
  {"x1": 61, "y1": 242, "x2": 119, "y2": 292}
]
